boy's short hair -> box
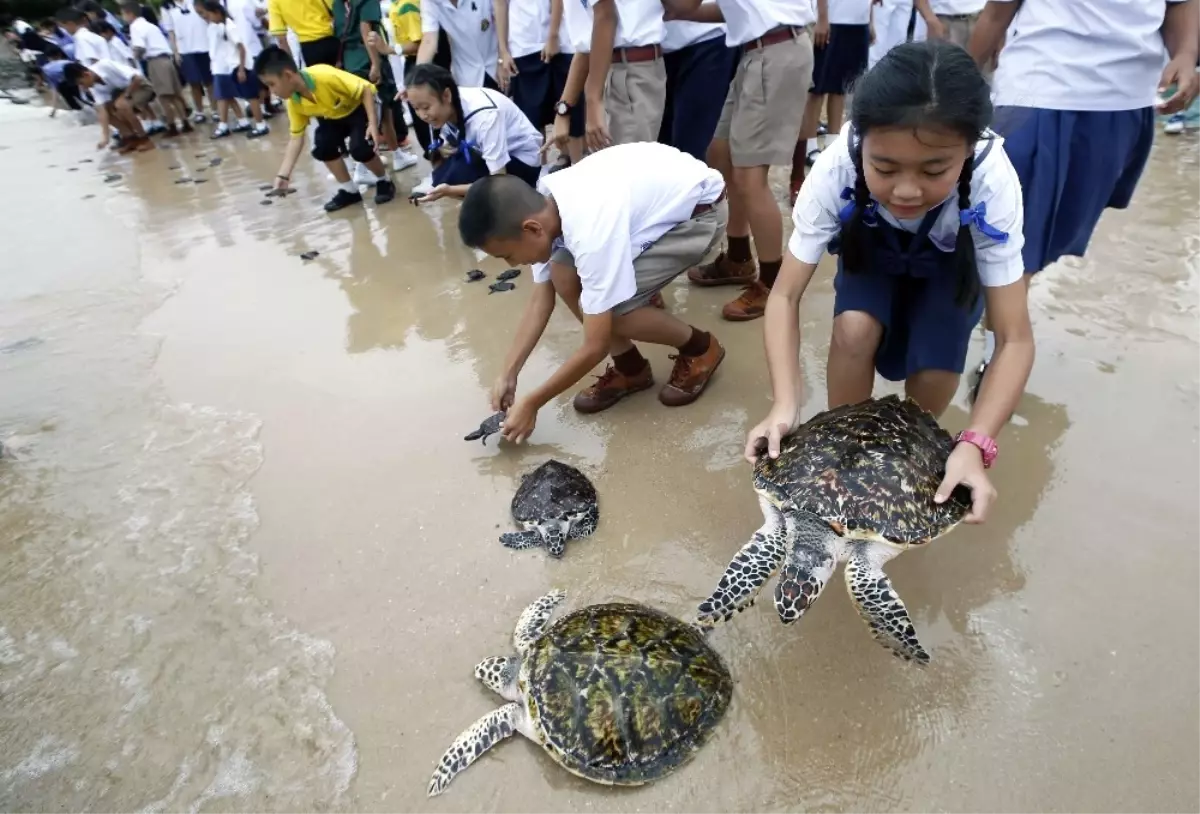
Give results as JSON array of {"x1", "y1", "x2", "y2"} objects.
[
  {"x1": 254, "y1": 45, "x2": 298, "y2": 77},
  {"x1": 55, "y1": 7, "x2": 87, "y2": 24},
  {"x1": 118, "y1": 0, "x2": 140, "y2": 15},
  {"x1": 92, "y1": 18, "x2": 113, "y2": 34},
  {"x1": 62, "y1": 61, "x2": 88, "y2": 83},
  {"x1": 459, "y1": 175, "x2": 547, "y2": 248}
]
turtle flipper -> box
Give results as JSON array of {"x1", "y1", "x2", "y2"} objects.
[
  {"x1": 695, "y1": 497, "x2": 788, "y2": 628},
  {"x1": 845, "y1": 543, "x2": 930, "y2": 664},
  {"x1": 513, "y1": 589, "x2": 566, "y2": 653},
  {"x1": 774, "y1": 513, "x2": 841, "y2": 624},
  {"x1": 427, "y1": 702, "x2": 530, "y2": 796},
  {"x1": 567, "y1": 504, "x2": 599, "y2": 539},
  {"x1": 499, "y1": 530, "x2": 543, "y2": 550}
]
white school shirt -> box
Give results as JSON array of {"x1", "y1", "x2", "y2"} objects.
[
  {"x1": 714, "y1": 0, "x2": 815, "y2": 47},
  {"x1": 561, "y1": 0, "x2": 592, "y2": 53},
  {"x1": 89, "y1": 56, "x2": 141, "y2": 102},
  {"x1": 661, "y1": 19, "x2": 725, "y2": 52},
  {"x1": 505, "y1": 0, "x2": 571, "y2": 59},
  {"x1": 129, "y1": 16, "x2": 173, "y2": 58},
  {"x1": 106, "y1": 36, "x2": 139, "y2": 67},
  {"x1": 788, "y1": 123, "x2": 1026, "y2": 288},
  {"x1": 930, "y1": 0, "x2": 984, "y2": 14},
  {"x1": 228, "y1": 0, "x2": 264, "y2": 58},
  {"x1": 459, "y1": 87, "x2": 543, "y2": 170},
  {"x1": 422, "y1": 0, "x2": 499, "y2": 87},
  {"x1": 533, "y1": 142, "x2": 726, "y2": 314},
  {"x1": 590, "y1": 0, "x2": 662, "y2": 48},
  {"x1": 827, "y1": 0, "x2": 870, "y2": 26},
  {"x1": 72, "y1": 26, "x2": 109, "y2": 65},
  {"x1": 162, "y1": 0, "x2": 211, "y2": 55},
  {"x1": 208, "y1": 19, "x2": 246, "y2": 73},
  {"x1": 991, "y1": 0, "x2": 1184, "y2": 112}
]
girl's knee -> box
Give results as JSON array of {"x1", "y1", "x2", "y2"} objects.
[{"x1": 831, "y1": 311, "x2": 883, "y2": 358}]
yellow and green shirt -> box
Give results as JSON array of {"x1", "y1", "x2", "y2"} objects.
[
  {"x1": 389, "y1": 0, "x2": 422, "y2": 45},
  {"x1": 268, "y1": 0, "x2": 334, "y2": 43},
  {"x1": 286, "y1": 64, "x2": 376, "y2": 135}
]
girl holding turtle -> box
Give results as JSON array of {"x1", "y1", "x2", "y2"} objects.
[
  {"x1": 746, "y1": 39, "x2": 1035, "y2": 524},
  {"x1": 405, "y1": 63, "x2": 544, "y2": 204}
]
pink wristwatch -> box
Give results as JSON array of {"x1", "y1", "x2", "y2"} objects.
[{"x1": 955, "y1": 430, "x2": 998, "y2": 469}]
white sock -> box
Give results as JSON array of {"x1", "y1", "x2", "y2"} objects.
[
  {"x1": 373, "y1": 171, "x2": 388, "y2": 183},
  {"x1": 807, "y1": 137, "x2": 819, "y2": 155},
  {"x1": 983, "y1": 329, "x2": 996, "y2": 362},
  {"x1": 237, "y1": 117, "x2": 249, "y2": 127},
  {"x1": 150, "y1": 119, "x2": 162, "y2": 128},
  {"x1": 339, "y1": 180, "x2": 357, "y2": 193}
]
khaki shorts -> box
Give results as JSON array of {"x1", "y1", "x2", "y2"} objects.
[
  {"x1": 715, "y1": 30, "x2": 814, "y2": 167},
  {"x1": 112, "y1": 83, "x2": 156, "y2": 110},
  {"x1": 552, "y1": 200, "x2": 728, "y2": 315},
  {"x1": 145, "y1": 54, "x2": 184, "y2": 98},
  {"x1": 938, "y1": 13, "x2": 995, "y2": 79},
  {"x1": 605, "y1": 57, "x2": 667, "y2": 146}
]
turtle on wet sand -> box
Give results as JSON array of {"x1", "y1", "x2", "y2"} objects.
[
  {"x1": 466, "y1": 269, "x2": 486, "y2": 282},
  {"x1": 428, "y1": 590, "x2": 733, "y2": 796},
  {"x1": 489, "y1": 280, "x2": 515, "y2": 294},
  {"x1": 497, "y1": 268, "x2": 521, "y2": 282},
  {"x1": 464, "y1": 411, "x2": 505, "y2": 444},
  {"x1": 501, "y1": 460, "x2": 598, "y2": 557},
  {"x1": 695, "y1": 395, "x2": 971, "y2": 663}
]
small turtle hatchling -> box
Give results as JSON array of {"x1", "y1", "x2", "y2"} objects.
[
  {"x1": 464, "y1": 411, "x2": 505, "y2": 444},
  {"x1": 488, "y1": 281, "x2": 515, "y2": 294},
  {"x1": 496, "y1": 268, "x2": 520, "y2": 281},
  {"x1": 465, "y1": 269, "x2": 486, "y2": 282}
]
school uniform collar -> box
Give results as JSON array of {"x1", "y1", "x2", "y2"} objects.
[{"x1": 290, "y1": 69, "x2": 317, "y2": 103}]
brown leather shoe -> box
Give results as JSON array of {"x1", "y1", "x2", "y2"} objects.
[
  {"x1": 687, "y1": 252, "x2": 757, "y2": 287},
  {"x1": 134, "y1": 137, "x2": 156, "y2": 152},
  {"x1": 721, "y1": 280, "x2": 770, "y2": 322},
  {"x1": 573, "y1": 363, "x2": 655, "y2": 414},
  {"x1": 659, "y1": 336, "x2": 725, "y2": 406}
]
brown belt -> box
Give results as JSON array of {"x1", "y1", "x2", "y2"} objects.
[
  {"x1": 613, "y1": 44, "x2": 662, "y2": 63},
  {"x1": 692, "y1": 189, "x2": 727, "y2": 218},
  {"x1": 744, "y1": 25, "x2": 802, "y2": 52}
]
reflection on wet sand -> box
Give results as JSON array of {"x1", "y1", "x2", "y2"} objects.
[{"x1": 1, "y1": 100, "x2": 1197, "y2": 812}]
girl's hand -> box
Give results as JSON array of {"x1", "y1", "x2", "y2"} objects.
[
  {"x1": 491, "y1": 374, "x2": 516, "y2": 412},
  {"x1": 237, "y1": 66, "x2": 247, "y2": 82},
  {"x1": 744, "y1": 403, "x2": 801, "y2": 463},
  {"x1": 1157, "y1": 56, "x2": 1200, "y2": 114},
  {"x1": 540, "y1": 40, "x2": 558, "y2": 62},
  {"x1": 813, "y1": 18, "x2": 830, "y2": 48},
  {"x1": 934, "y1": 443, "x2": 997, "y2": 524},
  {"x1": 413, "y1": 183, "x2": 450, "y2": 204},
  {"x1": 497, "y1": 53, "x2": 518, "y2": 91}
]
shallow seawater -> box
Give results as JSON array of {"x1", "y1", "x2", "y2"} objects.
[{"x1": 1, "y1": 98, "x2": 1197, "y2": 813}]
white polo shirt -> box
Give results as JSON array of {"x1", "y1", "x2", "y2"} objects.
[
  {"x1": 161, "y1": 0, "x2": 211, "y2": 55},
  {"x1": 72, "y1": 26, "x2": 109, "y2": 65},
  {"x1": 828, "y1": 0, "x2": 871, "y2": 26},
  {"x1": 533, "y1": 142, "x2": 726, "y2": 314},
  {"x1": 422, "y1": 0, "x2": 499, "y2": 87},
  {"x1": 460, "y1": 87, "x2": 543, "y2": 170},
  {"x1": 661, "y1": 19, "x2": 725, "y2": 52},
  {"x1": 594, "y1": 0, "x2": 663, "y2": 49},
  {"x1": 128, "y1": 16, "x2": 173, "y2": 58},
  {"x1": 561, "y1": 0, "x2": 592, "y2": 53},
  {"x1": 208, "y1": 19, "x2": 246, "y2": 73},
  {"x1": 992, "y1": 0, "x2": 1184, "y2": 112},
  {"x1": 715, "y1": 0, "x2": 815, "y2": 47},
  {"x1": 931, "y1": 0, "x2": 984, "y2": 14},
  {"x1": 788, "y1": 123, "x2": 1026, "y2": 288},
  {"x1": 504, "y1": 0, "x2": 571, "y2": 59}
]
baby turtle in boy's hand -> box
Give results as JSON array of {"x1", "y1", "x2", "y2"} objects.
[
  {"x1": 496, "y1": 268, "x2": 521, "y2": 282},
  {"x1": 103, "y1": 174, "x2": 121, "y2": 183},
  {"x1": 300, "y1": 251, "x2": 319, "y2": 260},
  {"x1": 488, "y1": 281, "x2": 515, "y2": 294},
  {"x1": 209, "y1": 157, "x2": 222, "y2": 166},
  {"x1": 466, "y1": 269, "x2": 486, "y2": 282},
  {"x1": 464, "y1": 411, "x2": 506, "y2": 444}
]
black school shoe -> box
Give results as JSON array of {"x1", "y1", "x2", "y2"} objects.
[
  {"x1": 324, "y1": 188, "x2": 364, "y2": 212},
  {"x1": 375, "y1": 177, "x2": 396, "y2": 204}
]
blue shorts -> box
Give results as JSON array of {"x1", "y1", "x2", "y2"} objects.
[
  {"x1": 658, "y1": 35, "x2": 737, "y2": 161},
  {"x1": 179, "y1": 52, "x2": 212, "y2": 85},
  {"x1": 212, "y1": 70, "x2": 260, "y2": 100},
  {"x1": 810, "y1": 23, "x2": 869, "y2": 95},
  {"x1": 833, "y1": 262, "x2": 985, "y2": 382},
  {"x1": 992, "y1": 106, "x2": 1155, "y2": 274}
]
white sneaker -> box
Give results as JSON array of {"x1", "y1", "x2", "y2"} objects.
[
  {"x1": 392, "y1": 149, "x2": 419, "y2": 171},
  {"x1": 353, "y1": 162, "x2": 378, "y2": 186},
  {"x1": 411, "y1": 174, "x2": 434, "y2": 196},
  {"x1": 1164, "y1": 113, "x2": 1186, "y2": 134}
]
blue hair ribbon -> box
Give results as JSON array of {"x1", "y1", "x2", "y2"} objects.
[
  {"x1": 838, "y1": 187, "x2": 878, "y2": 226},
  {"x1": 959, "y1": 201, "x2": 1009, "y2": 243}
]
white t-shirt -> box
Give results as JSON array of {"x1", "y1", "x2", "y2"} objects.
[
  {"x1": 129, "y1": 16, "x2": 173, "y2": 58},
  {"x1": 931, "y1": 0, "x2": 984, "y2": 14},
  {"x1": 787, "y1": 123, "x2": 1026, "y2": 288},
  {"x1": 592, "y1": 0, "x2": 663, "y2": 48},
  {"x1": 504, "y1": 0, "x2": 571, "y2": 59},
  {"x1": 460, "y1": 86, "x2": 543, "y2": 170},
  {"x1": 72, "y1": 26, "x2": 109, "y2": 65},
  {"x1": 561, "y1": 0, "x2": 592, "y2": 53},
  {"x1": 992, "y1": 0, "x2": 1183, "y2": 112},
  {"x1": 661, "y1": 19, "x2": 725, "y2": 52},
  {"x1": 208, "y1": 19, "x2": 246, "y2": 73},
  {"x1": 715, "y1": 0, "x2": 815, "y2": 47},
  {"x1": 533, "y1": 142, "x2": 726, "y2": 314},
  {"x1": 422, "y1": 0, "x2": 499, "y2": 87},
  {"x1": 227, "y1": 0, "x2": 264, "y2": 58},
  {"x1": 161, "y1": 0, "x2": 211, "y2": 55},
  {"x1": 828, "y1": 0, "x2": 870, "y2": 26}
]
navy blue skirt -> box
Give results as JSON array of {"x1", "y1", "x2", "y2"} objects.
[
  {"x1": 213, "y1": 71, "x2": 261, "y2": 101},
  {"x1": 810, "y1": 24, "x2": 870, "y2": 96},
  {"x1": 992, "y1": 106, "x2": 1155, "y2": 274}
]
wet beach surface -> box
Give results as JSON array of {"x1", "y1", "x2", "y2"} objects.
[{"x1": 1, "y1": 100, "x2": 1197, "y2": 812}]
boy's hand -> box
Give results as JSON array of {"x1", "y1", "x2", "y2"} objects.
[
  {"x1": 273, "y1": 174, "x2": 290, "y2": 191},
  {"x1": 585, "y1": 102, "x2": 610, "y2": 152},
  {"x1": 366, "y1": 30, "x2": 380, "y2": 50},
  {"x1": 96, "y1": 135, "x2": 110, "y2": 150},
  {"x1": 501, "y1": 397, "x2": 537, "y2": 444},
  {"x1": 366, "y1": 123, "x2": 382, "y2": 146},
  {"x1": 497, "y1": 53, "x2": 518, "y2": 91},
  {"x1": 491, "y1": 374, "x2": 517, "y2": 412},
  {"x1": 1157, "y1": 56, "x2": 1199, "y2": 114},
  {"x1": 541, "y1": 115, "x2": 570, "y2": 162}
]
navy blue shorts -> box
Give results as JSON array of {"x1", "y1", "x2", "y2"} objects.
[
  {"x1": 993, "y1": 106, "x2": 1155, "y2": 274},
  {"x1": 179, "y1": 52, "x2": 212, "y2": 85},
  {"x1": 833, "y1": 262, "x2": 985, "y2": 382},
  {"x1": 212, "y1": 70, "x2": 261, "y2": 100},
  {"x1": 509, "y1": 51, "x2": 572, "y2": 130},
  {"x1": 658, "y1": 35, "x2": 736, "y2": 161},
  {"x1": 810, "y1": 24, "x2": 869, "y2": 95}
]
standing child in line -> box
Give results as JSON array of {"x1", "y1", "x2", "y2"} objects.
[
  {"x1": 255, "y1": 46, "x2": 397, "y2": 211},
  {"x1": 747, "y1": 41, "x2": 1035, "y2": 524},
  {"x1": 198, "y1": 0, "x2": 269, "y2": 138},
  {"x1": 121, "y1": 0, "x2": 192, "y2": 134},
  {"x1": 162, "y1": 0, "x2": 216, "y2": 122},
  {"x1": 458, "y1": 141, "x2": 729, "y2": 438},
  {"x1": 657, "y1": 20, "x2": 736, "y2": 162}
]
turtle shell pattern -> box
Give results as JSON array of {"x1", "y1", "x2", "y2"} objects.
[
  {"x1": 754, "y1": 395, "x2": 971, "y2": 546},
  {"x1": 511, "y1": 460, "x2": 597, "y2": 524},
  {"x1": 521, "y1": 603, "x2": 733, "y2": 785}
]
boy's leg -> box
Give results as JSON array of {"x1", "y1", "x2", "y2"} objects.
[
  {"x1": 605, "y1": 53, "x2": 667, "y2": 146},
  {"x1": 312, "y1": 118, "x2": 365, "y2": 211},
  {"x1": 345, "y1": 106, "x2": 396, "y2": 203}
]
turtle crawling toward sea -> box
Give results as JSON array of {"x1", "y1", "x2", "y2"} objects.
[
  {"x1": 464, "y1": 411, "x2": 505, "y2": 444},
  {"x1": 695, "y1": 395, "x2": 971, "y2": 664},
  {"x1": 428, "y1": 590, "x2": 733, "y2": 796},
  {"x1": 501, "y1": 460, "x2": 598, "y2": 557}
]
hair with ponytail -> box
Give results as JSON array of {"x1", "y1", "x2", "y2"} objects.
[
  {"x1": 842, "y1": 39, "x2": 993, "y2": 308},
  {"x1": 198, "y1": 0, "x2": 229, "y2": 36}
]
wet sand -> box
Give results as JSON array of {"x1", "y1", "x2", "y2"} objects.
[{"x1": 1, "y1": 100, "x2": 1197, "y2": 812}]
